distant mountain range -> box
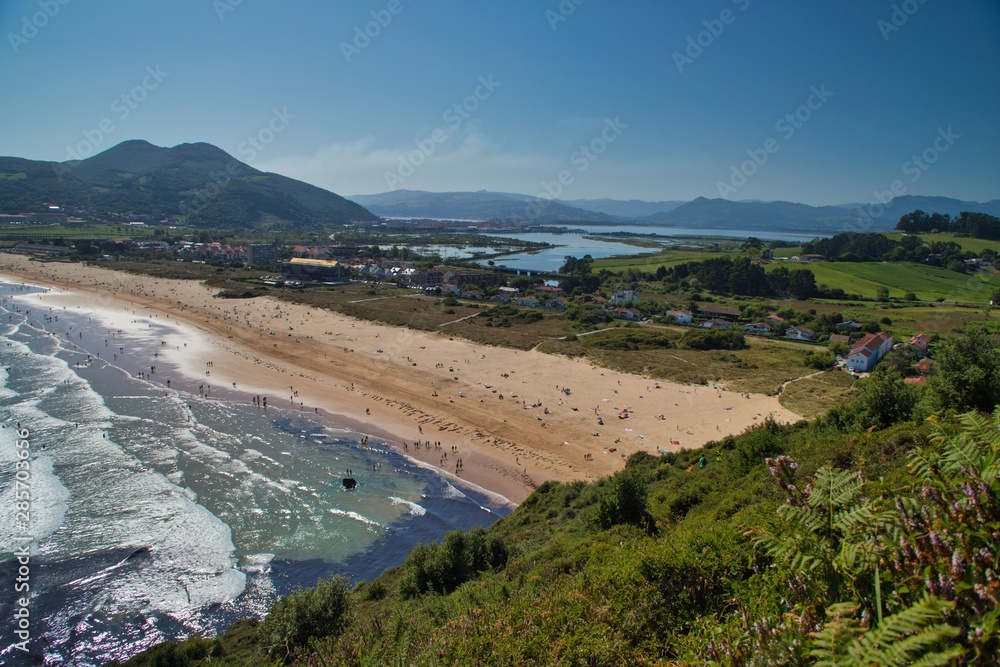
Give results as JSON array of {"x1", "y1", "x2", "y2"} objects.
[
  {"x1": 0, "y1": 140, "x2": 376, "y2": 229},
  {"x1": 1, "y1": 141, "x2": 996, "y2": 236},
  {"x1": 354, "y1": 190, "x2": 1000, "y2": 234},
  {"x1": 349, "y1": 190, "x2": 618, "y2": 223}
]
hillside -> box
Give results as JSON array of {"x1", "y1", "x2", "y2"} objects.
[
  {"x1": 349, "y1": 190, "x2": 618, "y2": 223},
  {"x1": 118, "y1": 327, "x2": 1000, "y2": 666},
  {"x1": 0, "y1": 140, "x2": 377, "y2": 230}
]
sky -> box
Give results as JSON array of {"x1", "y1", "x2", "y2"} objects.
[{"x1": 1, "y1": 0, "x2": 998, "y2": 206}]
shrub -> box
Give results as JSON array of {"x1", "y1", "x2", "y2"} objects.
[
  {"x1": 398, "y1": 527, "x2": 509, "y2": 598},
  {"x1": 596, "y1": 468, "x2": 653, "y2": 532},
  {"x1": 260, "y1": 576, "x2": 352, "y2": 658},
  {"x1": 679, "y1": 329, "x2": 746, "y2": 351},
  {"x1": 804, "y1": 350, "x2": 835, "y2": 370}
]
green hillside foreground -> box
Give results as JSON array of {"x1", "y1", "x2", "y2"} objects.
[{"x1": 118, "y1": 331, "x2": 1000, "y2": 667}]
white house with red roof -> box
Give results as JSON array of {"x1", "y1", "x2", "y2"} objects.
[
  {"x1": 907, "y1": 332, "x2": 931, "y2": 356},
  {"x1": 786, "y1": 326, "x2": 816, "y2": 341},
  {"x1": 847, "y1": 331, "x2": 894, "y2": 372}
]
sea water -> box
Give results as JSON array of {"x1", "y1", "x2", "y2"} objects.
[{"x1": 0, "y1": 280, "x2": 511, "y2": 665}]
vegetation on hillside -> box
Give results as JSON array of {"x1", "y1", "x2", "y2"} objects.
[{"x1": 117, "y1": 329, "x2": 1000, "y2": 666}]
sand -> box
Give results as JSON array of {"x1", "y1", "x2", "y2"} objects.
[{"x1": 0, "y1": 254, "x2": 801, "y2": 503}]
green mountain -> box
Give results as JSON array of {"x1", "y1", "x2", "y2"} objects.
[
  {"x1": 349, "y1": 189, "x2": 618, "y2": 223},
  {"x1": 0, "y1": 140, "x2": 377, "y2": 230}
]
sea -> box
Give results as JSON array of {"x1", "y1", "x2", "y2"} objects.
[{"x1": 0, "y1": 279, "x2": 511, "y2": 666}]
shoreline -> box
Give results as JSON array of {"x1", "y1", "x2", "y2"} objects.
[{"x1": 0, "y1": 254, "x2": 802, "y2": 503}]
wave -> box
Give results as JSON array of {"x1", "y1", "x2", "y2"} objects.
[
  {"x1": 389, "y1": 496, "x2": 427, "y2": 517},
  {"x1": 328, "y1": 508, "x2": 384, "y2": 530}
]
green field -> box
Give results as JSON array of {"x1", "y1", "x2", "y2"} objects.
[
  {"x1": 0, "y1": 223, "x2": 156, "y2": 240},
  {"x1": 768, "y1": 260, "x2": 1000, "y2": 302},
  {"x1": 593, "y1": 249, "x2": 732, "y2": 273}
]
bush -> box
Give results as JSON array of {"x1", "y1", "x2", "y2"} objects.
[
  {"x1": 596, "y1": 468, "x2": 653, "y2": 532},
  {"x1": 804, "y1": 350, "x2": 835, "y2": 370},
  {"x1": 260, "y1": 576, "x2": 352, "y2": 658},
  {"x1": 679, "y1": 329, "x2": 746, "y2": 351},
  {"x1": 398, "y1": 527, "x2": 509, "y2": 598}
]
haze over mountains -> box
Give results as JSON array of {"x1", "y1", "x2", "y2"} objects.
[{"x1": 1, "y1": 140, "x2": 997, "y2": 235}]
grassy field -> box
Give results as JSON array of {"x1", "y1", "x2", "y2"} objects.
[
  {"x1": 778, "y1": 369, "x2": 856, "y2": 418},
  {"x1": 592, "y1": 249, "x2": 732, "y2": 273},
  {"x1": 767, "y1": 260, "x2": 1000, "y2": 302},
  {"x1": 538, "y1": 325, "x2": 818, "y2": 395}
]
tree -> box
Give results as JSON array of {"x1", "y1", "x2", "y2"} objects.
[
  {"x1": 929, "y1": 327, "x2": 1000, "y2": 413},
  {"x1": 876, "y1": 285, "x2": 890, "y2": 302}
]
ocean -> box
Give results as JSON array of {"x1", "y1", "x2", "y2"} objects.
[{"x1": 0, "y1": 279, "x2": 511, "y2": 665}]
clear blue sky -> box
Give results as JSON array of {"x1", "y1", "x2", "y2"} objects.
[{"x1": 1, "y1": 0, "x2": 998, "y2": 205}]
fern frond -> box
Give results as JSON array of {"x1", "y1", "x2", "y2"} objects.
[
  {"x1": 850, "y1": 597, "x2": 962, "y2": 667},
  {"x1": 809, "y1": 602, "x2": 863, "y2": 666}
]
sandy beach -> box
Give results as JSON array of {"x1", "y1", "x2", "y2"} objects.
[{"x1": 0, "y1": 254, "x2": 800, "y2": 503}]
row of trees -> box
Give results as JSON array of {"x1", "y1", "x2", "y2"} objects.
[
  {"x1": 800, "y1": 231, "x2": 988, "y2": 269},
  {"x1": 896, "y1": 209, "x2": 1000, "y2": 240},
  {"x1": 661, "y1": 257, "x2": 818, "y2": 299}
]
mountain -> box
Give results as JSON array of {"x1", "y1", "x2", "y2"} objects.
[
  {"x1": 349, "y1": 190, "x2": 618, "y2": 223},
  {"x1": 643, "y1": 197, "x2": 872, "y2": 234},
  {"x1": 0, "y1": 140, "x2": 376, "y2": 229},
  {"x1": 557, "y1": 198, "x2": 686, "y2": 220},
  {"x1": 832, "y1": 195, "x2": 1000, "y2": 222}
]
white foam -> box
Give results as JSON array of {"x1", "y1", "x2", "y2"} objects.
[
  {"x1": 328, "y1": 508, "x2": 384, "y2": 530},
  {"x1": 389, "y1": 496, "x2": 427, "y2": 517}
]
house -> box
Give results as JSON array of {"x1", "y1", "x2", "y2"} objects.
[
  {"x1": 461, "y1": 289, "x2": 485, "y2": 300},
  {"x1": 498, "y1": 286, "x2": 519, "y2": 297},
  {"x1": 535, "y1": 284, "x2": 564, "y2": 295},
  {"x1": 766, "y1": 314, "x2": 786, "y2": 325},
  {"x1": 744, "y1": 322, "x2": 772, "y2": 335},
  {"x1": 664, "y1": 309, "x2": 693, "y2": 325},
  {"x1": 702, "y1": 318, "x2": 733, "y2": 330},
  {"x1": 440, "y1": 283, "x2": 461, "y2": 295},
  {"x1": 546, "y1": 297, "x2": 570, "y2": 311},
  {"x1": 786, "y1": 326, "x2": 816, "y2": 341},
  {"x1": 611, "y1": 290, "x2": 639, "y2": 305},
  {"x1": 829, "y1": 334, "x2": 852, "y2": 345},
  {"x1": 836, "y1": 321, "x2": 862, "y2": 331},
  {"x1": 907, "y1": 332, "x2": 931, "y2": 356},
  {"x1": 847, "y1": 332, "x2": 894, "y2": 373},
  {"x1": 517, "y1": 296, "x2": 540, "y2": 307},
  {"x1": 912, "y1": 357, "x2": 937, "y2": 376},
  {"x1": 611, "y1": 307, "x2": 642, "y2": 321},
  {"x1": 792, "y1": 253, "x2": 826, "y2": 262}
]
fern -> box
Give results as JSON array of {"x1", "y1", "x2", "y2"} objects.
[{"x1": 809, "y1": 597, "x2": 963, "y2": 666}]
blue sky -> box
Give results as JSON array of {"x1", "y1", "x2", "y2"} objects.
[{"x1": 1, "y1": 0, "x2": 998, "y2": 205}]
